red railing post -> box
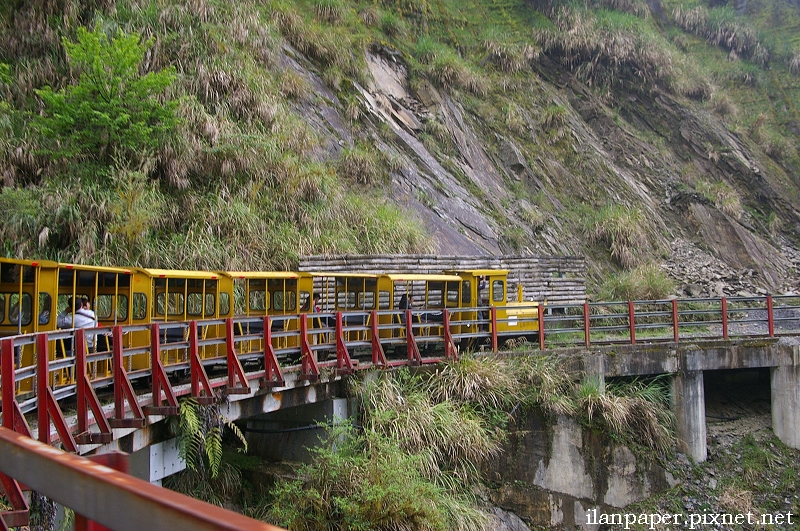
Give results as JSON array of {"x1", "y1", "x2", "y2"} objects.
[
  {"x1": 109, "y1": 326, "x2": 145, "y2": 429},
  {"x1": 628, "y1": 301, "x2": 636, "y2": 345},
  {"x1": 75, "y1": 330, "x2": 88, "y2": 436},
  {"x1": 583, "y1": 302, "x2": 590, "y2": 348},
  {"x1": 443, "y1": 309, "x2": 457, "y2": 360},
  {"x1": 37, "y1": 333, "x2": 52, "y2": 444},
  {"x1": 225, "y1": 318, "x2": 251, "y2": 393},
  {"x1": 405, "y1": 309, "x2": 422, "y2": 365},
  {"x1": 1, "y1": 338, "x2": 15, "y2": 430},
  {"x1": 298, "y1": 314, "x2": 320, "y2": 381},
  {"x1": 672, "y1": 299, "x2": 679, "y2": 342},
  {"x1": 262, "y1": 316, "x2": 286, "y2": 388},
  {"x1": 721, "y1": 297, "x2": 728, "y2": 340},
  {"x1": 490, "y1": 307, "x2": 498, "y2": 353},
  {"x1": 370, "y1": 311, "x2": 387, "y2": 366},
  {"x1": 767, "y1": 295, "x2": 775, "y2": 337},
  {"x1": 334, "y1": 312, "x2": 354, "y2": 374},
  {"x1": 538, "y1": 304, "x2": 545, "y2": 350}
]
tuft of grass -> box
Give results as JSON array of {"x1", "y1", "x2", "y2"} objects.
[
  {"x1": 673, "y1": 6, "x2": 765, "y2": 62},
  {"x1": 426, "y1": 355, "x2": 519, "y2": 412},
  {"x1": 312, "y1": 0, "x2": 346, "y2": 24},
  {"x1": 695, "y1": 180, "x2": 743, "y2": 219},
  {"x1": 380, "y1": 11, "x2": 405, "y2": 37},
  {"x1": 359, "y1": 373, "x2": 501, "y2": 477},
  {"x1": 482, "y1": 34, "x2": 539, "y2": 74},
  {"x1": 535, "y1": 7, "x2": 675, "y2": 91},
  {"x1": 598, "y1": 263, "x2": 675, "y2": 301},
  {"x1": 578, "y1": 377, "x2": 674, "y2": 452},
  {"x1": 338, "y1": 145, "x2": 382, "y2": 186},
  {"x1": 511, "y1": 354, "x2": 578, "y2": 417},
  {"x1": 583, "y1": 204, "x2": 649, "y2": 268},
  {"x1": 268, "y1": 424, "x2": 491, "y2": 531}
]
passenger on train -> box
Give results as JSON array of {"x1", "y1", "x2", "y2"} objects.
[
  {"x1": 58, "y1": 297, "x2": 99, "y2": 348},
  {"x1": 398, "y1": 294, "x2": 413, "y2": 324},
  {"x1": 39, "y1": 296, "x2": 51, "y2": 325}
]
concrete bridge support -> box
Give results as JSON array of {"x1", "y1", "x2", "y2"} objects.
[
  {"x1": 245, "y1": 398, "x2": 349, "y2": 463},
  {"x1": 672, "y1": 370, "x2": 707, "y2": 463},
  {"x1": 771, "y1": 348, "x2": 800, "y2": 450}
]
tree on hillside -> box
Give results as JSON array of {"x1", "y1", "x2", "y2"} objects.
[{"x1": 33, "y1": 26, "x2": 179, "y2": 170}]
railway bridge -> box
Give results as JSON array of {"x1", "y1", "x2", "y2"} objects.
[{"x1": 1, "y1": 295, "x2": 799, "y2": 529}]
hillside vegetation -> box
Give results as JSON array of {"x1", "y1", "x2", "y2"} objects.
[{"x1": 2, "y1": 0, "x2": 800, "y2": 295}]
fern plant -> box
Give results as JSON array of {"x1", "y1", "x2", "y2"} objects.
[{"x1": 174, "y1": 397, "x2": 247, "y2": 480}]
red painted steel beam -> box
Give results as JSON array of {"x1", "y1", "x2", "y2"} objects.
[
  {"x1": 334, "y1": 312, "x2": 355, "y2": 375},
  {"x1": 628, "y1": 301, "x2": 636, "y2": 345},
  {"x1": 189, "y1": 321, "x2": 215, "y2": 405},
  {"x1": 0, "y1": 427, "x2": 287, "y2": 531},
  {"x1": 262, "y1": 316, "x2": 286, "y2": 387},
  {"x1": 110, "y1": 326, "x2": 146, "y2": 428},
  {"x1": 490, "y1": 307, "x2": 498, "y2": 353},
  {"x1": 143, "y1": 323, "x2": 179, "y2": 416},
  {"x1": 225, "y1": 318, "x2": 251, "y2": 394},
  {"x1": 369, "y1": 311, "x2": 388, "y2": 366},
  {"x1": 672, "y1": 300, "x2": 679, "y2": 343},
  {"x1": 721, "y1": 298, "x2": 729, "y2": 340},
  {"x1": 405, "y1": 310, "x2": 422, "y2": 366},
  {"x1": 298, "y1": 314, "x2": 320, "y2": 381}
]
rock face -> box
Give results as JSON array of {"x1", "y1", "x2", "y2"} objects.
[
  {"x1": 286, "y1": 32, "x2": 800, "y2": 293},
  {"x1": 484, "y1": 413, "x2": 675, "y2": 530}
]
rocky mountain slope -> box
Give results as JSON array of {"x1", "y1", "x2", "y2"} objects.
[{"x1": 2, "y1": 0, "x2": 800, "y2": 297}]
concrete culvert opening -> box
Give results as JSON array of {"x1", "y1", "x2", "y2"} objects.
[{"x1": 704, "y1": 368, "x2": 772, "y2": 448}]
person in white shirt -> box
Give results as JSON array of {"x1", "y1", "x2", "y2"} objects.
[{"x1": 57, "y1": 297, "x2": 98, "y2": 348}]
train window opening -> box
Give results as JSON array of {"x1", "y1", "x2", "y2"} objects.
[
  {"x1": 1, "y1": 263, "x2": 35, "y2": 283},
  {"x1": 95, "y1": 294, "x2": 125, "y2": 320},
  {"x1": 157, "y1": 292, "x2": 185, "y2": 316},
  {"x1": 133, "y1": 293, "x2": 147, "y2": 320},
  {"x1": 249, "y1": 290, "x2": 267, "y2": 311},
  {"x1": 359, "y1": 291, "x2": 375, "y2": 310},
  {"x1": 426, "y1": 287, "x2": 443, "y2": 308},
  {"x1": 187, "y1": 293, "x2": 203, "y2": 316},
  {"x1": 39, "y1": 293, "x2": 52, "y2": 325},
  {"x1": 299, "y1": 292, "x2": 311, "y2": 311},
  {"x1": 77, "y1": 271, "x2": 97, "y2": 286},
  {"x1": 273, "y1": 291, "x2": 296, "y2": 312},
  {"x1": 0, "y1": 293, "x2": 5, "y2": 322},
  {"x1": 492, "y1": 280, "x2": 505, "y2": 303},
  {"x1": 219, "y1": 292, "x2": 230, "y2": 315},
  {"x1": 9, "y1": 293, "x2": 32, "y2": 325},
  {"x1": 337, "y1": 291, "x2": 356, "y2": 309},
  {"x1": 461, "y1": 281, "x2": 472, "y2": 304},
  {"x1": 204, "y1": 293, "x2": 215, "y2": 316},
  {"x1": 446, "y1": 283, "x2": 460, "y2": 307},
  {"x1": 155, "y1": 278, "x2": 185, "y2": 288}
]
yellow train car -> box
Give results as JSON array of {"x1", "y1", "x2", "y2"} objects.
[
  {"x1": 126, "y1": 268, "x2": 234, "y2": 370},
  {"x1": 1, "y1": 258, "x2": 136, "y2": 391},
  {"x1": 375, "y1": 273, "x2": 463, "y2": 342},
  {"x1": 227, "y1": 271, "x2": 314, "y2": 354},
  {"x1": 445, "y1": 269, "x2": 540, "y2": 338}
]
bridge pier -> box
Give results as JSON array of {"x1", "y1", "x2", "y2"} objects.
[
  {"x1": 771, "y1": 347, "x2": 800, "y2": 450},
  {"x1": 672, "y1": 370, "x2": 707, "y2": 463},
  {"x1": 245, "y1": 398, "x2": 349, "y2": 462}
]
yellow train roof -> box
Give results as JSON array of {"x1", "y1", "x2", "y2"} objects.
[
  {"x1": 133, "y1": 268, "x2": 231, "y2": 280},
  {"x1": 226, "y1": 271, "x2": 307, "y2": 280},
  {"x1": 382, "y1": 273, "x2": 462, "y2": 282}
]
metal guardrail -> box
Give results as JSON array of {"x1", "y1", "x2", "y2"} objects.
[
  {"x1": 0, "y1": 295, "x2": 798, "y2": 528},
  {"x1": 0, "y1": 427, "x2": 285, "y2": 531}
]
